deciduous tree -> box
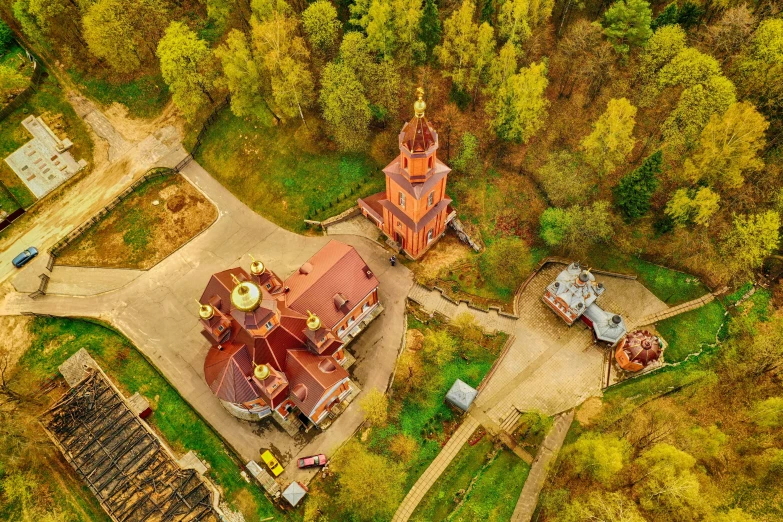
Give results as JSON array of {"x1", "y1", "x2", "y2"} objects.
[
  {"x1": 487, "y1": 61, "x2": 549, "y2": 143},
  {"x1": 331, "y1": 441, "x2": 405, "y2": 520},
  {"x1": 479, "y1": 237, "x2": 532, "y2": 292},
  {"x1": 582, "y1": 97, "x2": 637, "y2": 175},
  {"x1": 538, "y1": 151, "x2": 589, "y2": 207},
  {"x1": 665, "y1": 187, "x2": 720, "y2": 226},
  {"x1": 360, "y1": 388, "x2": 389, "y2": 426},
  {"x1": 498, "y1": 0, "x2": 554, "y2": 49},
  {"x1": 602, "y1": 0, "x2": 653, "y2": 55},
  {"x1": 633, "y1": 443, "x2": 707, "y2": 520},
  {"x1": 614, "y1": 150, "x2": 661, "y2": 220},
  {"x1": 302, "y1": 0, "x2": 341, "y2": 54},
  {"x1": 749, "y1": 397, "x2": 783, "y2": 428},
  {"x1": 319, "y1": 61, "x2": 372, "y2": 150},
  {"x1": 721, "y1": 210, "x2": 780, "y2": 278},
  {"x1": 662, "y1": 75, "x2": 737, "y2": 149},
  {"x1": 157, "y1": 22, "x2": 218, "y2": 120},
  {"x1": 436, "y1": 0, "x2": 495, "y2": 95},
  {"x1": 215, "y1": 29, "x2": 269, "y2": 119},
  {"x1": 389, "y1": 434, "x2": 418, "y2": 462},
  {"x1": 365, "y1": 0, "x2": 397, "y2": 60},
  {"x1": 683, "y1": 102, "x2": 768, "y2": 191},
  {"x1": 0, "y1": 64, "x2": 27, "y2": 93},
  {"x1": 422, "y1": 329, "x2": 457, "y2": 366},
  {"x1": 563, "y1": 432, "x2": 630, "y2": 486},
  {"x1": 638, "y1": 24, "x2": 686, "y2": 103},
  {"x1": 540, "y1": 201, "x2": 614, "y2": 254},
  {"x1": 558, "y1": 491, "x2": 646, "y2": 522},
  {"x1": 252, "y1": 0, "x2": 315, "y2": 122}
]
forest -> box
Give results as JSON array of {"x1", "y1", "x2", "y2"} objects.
[{"x1": 2, "y1": 0, "x2": 782, "y2": 291}]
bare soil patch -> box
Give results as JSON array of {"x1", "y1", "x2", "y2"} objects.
[
  {"x1": 56, "y1": 172, "x2": 217, "y2": 269},
  {"x1": 575, "y1": 397, "x2": 604, "y2": 426},
  {"x1": 0, "y1": 316, "x2": 33, "y2": 374},
  {"x1": 413, "y1": 234, "x2": 472, "y2": 283}
]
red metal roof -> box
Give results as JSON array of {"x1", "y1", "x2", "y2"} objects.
[
  {"x1": 285, "y1": 349, "x2": 348, "y2": 416},
  {"x1": 203, "y1": 343, "x2": 261, "y2": 404},
  {"x1": 401, "y1": 116, "x2": 436, "y2": 152},
  {"x1": 284, "y1": 241, "x2": 379, "y2": 329}
]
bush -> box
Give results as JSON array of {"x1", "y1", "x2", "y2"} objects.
[
  {"x1": 478, "y1": 237, "x2": 533, "y2": 292},
  {"x1": 360, "y1": 388, "x2": 389, "y2": 427},
  {"x1": 749, "y1": 397, "x2": 783, "y2": 428}
]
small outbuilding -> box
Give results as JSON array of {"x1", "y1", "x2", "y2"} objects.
[
  {"x1": 282, "y1": 481, "x2": 308, "y2": 507},
  {"x1": 615, "y1": 330, "x2": 663, "y2": 372},
  {"x1": 445, "y1": 379, "x2": 478, "y2": 411}
]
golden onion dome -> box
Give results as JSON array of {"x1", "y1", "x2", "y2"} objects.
[
  {"x1": 254, "y1": 363, "x2": 270, "y2": 381},
  {"x1": 230, "y1": 274, "x2": 262, "y2": 312},
  {"x1": 414, "y1": 87, "x2": 426, "y2": 118},
  {"x1": 306, "y1": 310, "x2": 322, "y2": 331},
  {"x1": 249, "y1": 255, "x2": 265, "y2": 276},
  {"x1": 196, "y1": 301, "x2": 214, "y2": 320}
]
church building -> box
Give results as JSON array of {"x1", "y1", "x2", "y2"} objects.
[
  {"x1": 197, "y1": 240, "x2": 381, "y2": 432},
  {"x1": 358, "y1": 88, "x2": 456, "y2": 259}
]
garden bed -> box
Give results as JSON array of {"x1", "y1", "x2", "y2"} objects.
[{"x1": 56, "y1": 172, "x2": 217, "y2": 269}]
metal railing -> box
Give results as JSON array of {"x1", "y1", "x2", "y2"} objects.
[{"x1": 174, "y1": 95, "x2": 230, "y2": 173}]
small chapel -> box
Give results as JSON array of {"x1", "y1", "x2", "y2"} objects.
[{"x1": 358, "y1": 88, "x2": 456, "y2": 259}]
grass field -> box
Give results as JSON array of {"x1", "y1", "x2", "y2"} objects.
[
  {"x1": 412, "y1": 434, "x2": 531, "y2": 522},
  {"x1": 195, "y1": 108, "x2": 385, "y2": 232},
  {"x1": 15, "y1": 317, "x2": 280, "y2": 521},
  {"x1": 587, "y1": 249, "x2": 709, "y2": 306},
  {"x1": 68, "y1": 69, "x2": 169, "y2": 119},
  {"x1": 656, "y1": 300, "x2": 726, "y2": 363},
  {"x1": 56, "y1": 171, "x2": 217, "y2": 269},
  {"x1": 0, "y1": 71, "x2": 93, "y2": 211}
]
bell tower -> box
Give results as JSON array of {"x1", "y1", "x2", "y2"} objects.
[{"x1": 358, "y1": 88, "x2": 455, "y2": 259}]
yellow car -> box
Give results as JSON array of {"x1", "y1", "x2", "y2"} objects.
[{"x1": 261, "y1": 450, "x2": 284, "y2": 476}]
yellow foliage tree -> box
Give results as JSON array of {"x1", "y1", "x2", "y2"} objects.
[
  {"x1": 665, "y1": 187, "x2": 720, "y2": 226},
  {"x1": 582, "y1": 97, "x2": 637, "y2": 175},
  {"x1": 360, "y1": 388, "x2": 389, "y2": 426},
  {"x1": 683, "y1": 102, "x2": 769, "y2": 191}
]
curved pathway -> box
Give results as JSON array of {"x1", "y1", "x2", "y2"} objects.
[{"x1": 0, "y1": 151, "x2": 414, "y2": 487}]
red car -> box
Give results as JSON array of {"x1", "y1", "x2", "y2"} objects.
[{"x1": 297, "y1": 454, "x2": 328, "y2": 469}]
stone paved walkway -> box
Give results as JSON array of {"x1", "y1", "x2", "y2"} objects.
[
  {"x1": 510, "y1": 410, "x2": 574, "y2": 522},
  {"x1": 407, "y1": 283, "x2": 517, "y2": 333},
  {"x1": 632, "y1": 289, "x2": 725, "y2": 328},
  {"x1": 391, "y1": 416, "x2": 479, "y2": 522}
]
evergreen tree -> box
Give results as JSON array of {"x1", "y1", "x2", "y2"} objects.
[
  {"x1": 0, "y1": 20, "x2": 13, "y2": 53},
  {"x1": 602, "y1": 0, "x2": 653, "y2": 55},
  {"x1": 650, "y1": 1, "x2": 677, "y2": 31},
  {"x1": 419, "y1": 0, "x2": 441, "y2": 63},
  {"x1": 614, "y1": 150, "x2": 662, "y2": 220}
]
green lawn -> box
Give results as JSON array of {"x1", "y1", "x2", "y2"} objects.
[
  {"x1": 20, "y1": 317, "x2": 280, "y2": 521},
  {"x1": 588, "y1": 249, "x2": 709, "y2": 306},
  {"x1": 0, "y1": 71, "x2": 93, "y2": 210},
  {"x1": 68, "y1": 69, "x2": 169, "y2": 119},
  {"x1": 368, "y1": 314, "x2": 506, "y2": 490},
  {"x1": 194, "y1": 108, "x2": 385, "y2": 232},
  {"x1": 412, "y1": 435, "x2": 531, "y2": 522},
  {"x1": 656, "y1": 300, "x2": 726, "y2": 363}
]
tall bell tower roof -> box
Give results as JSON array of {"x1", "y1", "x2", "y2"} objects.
[{"x1": 401, "y1": 87, "x2": 436, "y2": 153}]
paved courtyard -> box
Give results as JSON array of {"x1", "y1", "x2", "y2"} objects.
[{"x1": 0, "y1": 152, "x2": 413, "y2": 486}]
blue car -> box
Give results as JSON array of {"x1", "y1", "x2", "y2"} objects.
[{"x1": 12, "y1": 247, "x2": 38, "y2": 268}]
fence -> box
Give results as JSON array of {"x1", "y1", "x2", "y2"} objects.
[
  {"x1": 0, "y1": 48, "x2": 45, "y2": 122},
  {"x1": 0, "y1": 207, "x2": 26, "y2": 233},
  {"x1": 174, "y1": 95, "x2": 230, "y2": 173},
  {"x1": 48, "y1": 168, "x2": 175, "y2": 259},
  {"x1": 29, "y1": 273, "x2": 50, "y2": 299}
]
